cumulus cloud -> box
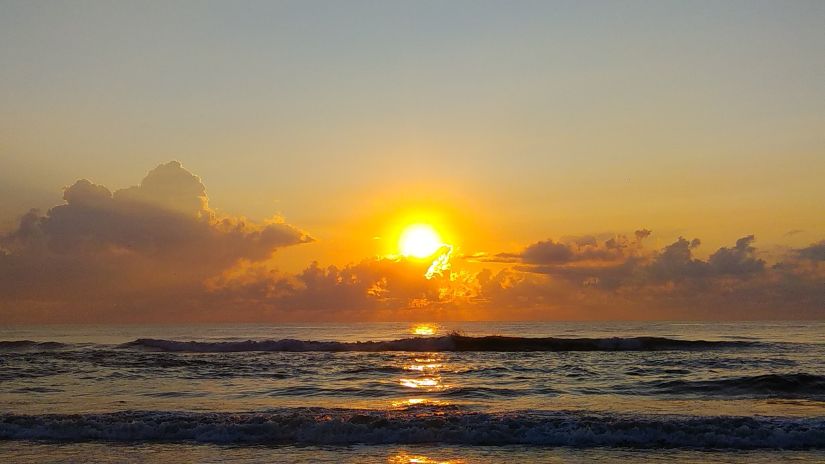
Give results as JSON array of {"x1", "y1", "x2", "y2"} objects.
[
  {"x1": 202, "y1": 230, "x2": 823, "y2": 321},
  {"x1": 0, "y1": 161, "x2": 311, "y2": 322},
  {"x1": 1, "y1": 170, "x2": 823, "y2": 323},
  {"x1": 707, "y1": 235, "x2": 765, "y2": 275},
  {"x1": 468, "y1": 233, "x2": 822, "y2": 319}
]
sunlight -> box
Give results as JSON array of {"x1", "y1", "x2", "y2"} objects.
[
  {"x1": 405, "y1": 363, "x2": 443, "y2": 372},
  {"x1": 411, "y1": 323, "x2": 437, "y2": 335},
  {"x1": 399, "y1": 377, "x2": 441, "y2": 389},
  {"x1": 387, "y1": 215, "x2": 455, "y2": 279},
  {"x1": 399, "y1": 224, "x2": 442, "y2": 258},
  {"x1": 389, "y1": 452, "x2": 464, "y2": 464},
  {"x1": 389, "y1": 398, "x2": 446, "y2": 408}
]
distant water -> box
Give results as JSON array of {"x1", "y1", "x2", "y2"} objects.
[{"x1": 1, "y1": 322, "x2": 824, "y2": 462}]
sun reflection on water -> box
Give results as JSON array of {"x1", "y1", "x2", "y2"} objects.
[
  {"x1": 399, "y1": 377, "x2": 441, "y2": 389},
  {"x1": 411, "y1": 324, "x2": 437, "y2": 336},
  {"x1": 404, "y1": 363, "x2": 443, "y2": 372},
  {"x1": 390, "y1": 398, "x2": 447, "y2": 408},
  {"x1": 389, "y1": 452, "x2": 465, "y2": 464},
  {"x1": 394, "y1": 352, "x2": 450, "y2": 407}
]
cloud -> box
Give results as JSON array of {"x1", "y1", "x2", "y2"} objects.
[
  {"x1": 203, "y1": 231, "x2": 823, "y2": 322},
  {"x1": 797, "y1": 241, "x2": 825, "y2": 261},
  {"x1": 468, "y1": 233, "x2": 822, "y2": 320},
  {"x1": 482, "y1": 229, "x2": 651, "y2": 266},
  {"x1": 1, "y1": 168, "x2": 823, "y2": 323},
  {"x1": 205, "y1": 255, "x2": 479, "y2": 321},
  {"x1": 113, "y1": 161, "x2": 209, "y2": 217},
  {"x1": 521, "y1": 239, "x2": 575, "y2": 264},
  {"x1": 707, "y1": 235, "x2": 765, "y2": 275},
  {"x1": 0, "y1": 161, "x2": 311, "y2": 322}
]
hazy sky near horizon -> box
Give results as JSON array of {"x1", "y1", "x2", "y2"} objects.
[{"x1": 1, "y1": 1, "x2": 824, "y2": 322}]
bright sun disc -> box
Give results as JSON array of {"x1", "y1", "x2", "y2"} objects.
[{"x1": 399, "y1": 224, "x2": 442, "y2": 258}]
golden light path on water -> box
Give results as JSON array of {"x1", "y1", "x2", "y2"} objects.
[
  {"x1": 396, "y1": 325, "x2": 450, "y2": 406},
  {"x1": 411, "y1": 323, "x2": 437, "y2": 336},
  {"x1": 398, "y1": 355, "x2": 445, "y2": 390},
  {"x1": 399, "y1": 325, "x2": 447, "y2": 395},
  {"x1": 388, "y1": 452, "x2": 465, "y2": 464}
]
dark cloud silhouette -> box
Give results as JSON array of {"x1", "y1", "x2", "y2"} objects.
[
  {"x1": 707, "y1": 235, "x2": 765, "y2": 275},
  {"x1": 513, "y1": 234, "x2": 768, "y2": 285},
  {"x1": 205, "y1": 256, "x2": 475, "y2": 322},
  {"x1": 797, "y1": 241, "x2": 825, "y2": 261},
  {"x1": 1, "y1": 168, "x2": 823, "y2": 323},
  {"x1": 202, "y1": 232, "x2": 823, "y2": 321},
  {"x1": 644, "y1": 237, "x2": 706, "y2": 282},
  {"x1": 468, "y1": 234, "x2": 822, "y2": 320},
  {"x1": 484, "y1": 230, "x2": 651, "y2": 266},
  {"x1": 521, "y1": 239, "x2": 575, "y2": 264}
]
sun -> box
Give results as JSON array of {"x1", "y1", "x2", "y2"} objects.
[{"x1": 399, "y1": 224, "x2": 442, "y2": 259}]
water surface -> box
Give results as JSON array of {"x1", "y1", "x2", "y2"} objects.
[{"x1": 1, "y1": 322, "x2": 823, "y2": 462}]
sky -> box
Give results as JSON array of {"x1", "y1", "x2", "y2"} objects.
[{"x1": 1, "y1": 1, "x2": 823, "y2": 323}]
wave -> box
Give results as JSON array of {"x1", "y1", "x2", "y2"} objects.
[
  {"x1": 1, "y1": 409, "x2": 822, "y2": 448},
  {"x1": 120, "y1": 335, "x2": 751, "y2": 353},
  {"x1": 0, "y1": 340, "x2": 67, "y2": 350},
  {"x1": 652, "y1": 373, "x2": 825, "y2": 397}
]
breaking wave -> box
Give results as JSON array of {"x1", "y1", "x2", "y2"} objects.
[
  {"x1": 0, "y1": 409, "x2": 822, "y2": 448},
  {"x1": 120, "y1": 335, "x2": 751, "y2": 353},
  {"x1": 652, "y1": 373, "x2": 825, "y2": 397}
]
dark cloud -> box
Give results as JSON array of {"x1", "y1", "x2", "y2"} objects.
[
  {"x1": 204, "y1": 232, "x2": 823, "y2": 321},
  {"x1": 514, "y1": 234, "x2": 768, "y2": 285},
  {"x1": 204, "y1": 256, "x2": 476, "y2": 322},
  {"x1": 707, "y1": 235, "x2": 765, "y2": 275},
  {"x1": 1, "y1": 168, "x2": 823, "y2": 322},
  {"x1": 470, "y1": 234, "x2": 822, "y2": 320},
  {"x1": 797, "y1": 241, "x2": 825, "y2": 261},
  {"x1": 485, "y1": 230, "x2": 651, "y2": 266},
  {"x1": 644, "y1": 237, "x2": 706, "y2": 282},
  {"x1": 521, "y1": 239, "x2": 575, "y2": 264}
]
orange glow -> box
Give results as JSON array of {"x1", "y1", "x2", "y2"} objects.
[
  {"x1": 390, "y1": 398, "x2": 447, "y2": 408},
  {"x1": 389, "y1": 452, "x2": 464, "y2": 464},
  {"x1": 404, "y1": 363, "x2": 443, "y2": 372},
  {"x1": 391, "y1": 398, "x2": 427, "y2": 407},
  {"x1": 399, "y1": 377, "x2": 441, "y2": 389},
  {"x1": 411, "y1": 323, "x2": 437, "y2": 335},
  {"x1": 379, "y1": 209, "x2": 460, "y2": 279}
]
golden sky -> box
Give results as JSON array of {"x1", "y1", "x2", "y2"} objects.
[{"x1": 1, "y1": 1, "x2": 823, "y2": 322}]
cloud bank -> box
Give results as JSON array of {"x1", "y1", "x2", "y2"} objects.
[
  {"x1": 1, "y1": 163, "x2": 823, "y2": 322},
  {"x1": 0, "y1": 161, "x2": 311, "y2": 322}
]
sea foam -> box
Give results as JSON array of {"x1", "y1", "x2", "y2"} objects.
[{"x1": 0, "y1": 409, "x2": 822, "y2": 448}]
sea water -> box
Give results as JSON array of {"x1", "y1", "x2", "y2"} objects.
[{"x1": 1, "y1": 321, "x2": 823, "y2": 462}]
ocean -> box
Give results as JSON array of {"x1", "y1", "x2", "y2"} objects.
[{"x1": 1, "y1": 321, "x2": 823, "y2": 462}]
